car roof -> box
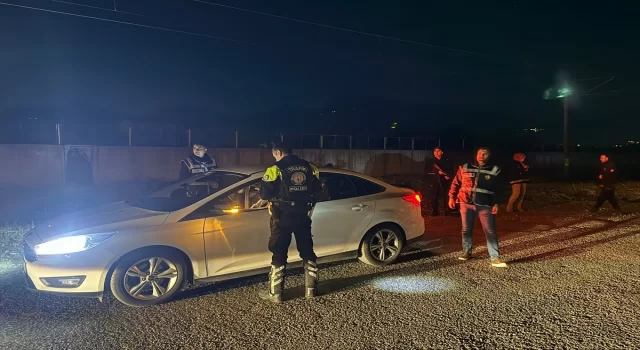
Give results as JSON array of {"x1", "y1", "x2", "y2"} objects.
[
  {"x1": 216, "y1": 165, "x2": 266, "y2": 175},
  {"x1": 217, "y1": 165, "x2": 386, "y2": 184}
]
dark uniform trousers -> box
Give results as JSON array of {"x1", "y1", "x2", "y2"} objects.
[
  {"x1": 595, "y1": 188, "x2": 621, "y2": 211},
  {"x1": 430, "y1": 179, "x2": 452, "y2": 215},
  {"x1": 269, "y1": 209, "x2": 317, "y2": 267}
]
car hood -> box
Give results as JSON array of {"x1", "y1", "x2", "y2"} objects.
[{"x1": 33, "y1": 201, "x2": 169, "y2": 242}]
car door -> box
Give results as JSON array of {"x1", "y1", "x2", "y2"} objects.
[
  {"x1": 298, "y1": 172, "x2": 376, "y2": 258},
  {"x1": 196, "y1": 180, "x2": 272, "y2": 276}
]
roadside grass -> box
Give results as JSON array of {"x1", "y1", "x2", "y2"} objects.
[{"x1": 0, "y1": 224, "x2": 30, "y2": 260}]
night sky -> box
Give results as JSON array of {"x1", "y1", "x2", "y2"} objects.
[{"x1": 1, "y1": 1, "x2": 639, "y2": 145}]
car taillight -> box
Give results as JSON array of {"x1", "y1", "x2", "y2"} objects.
[{"x1": 402, "y1": 193, "x2": 422, "y2": 207}]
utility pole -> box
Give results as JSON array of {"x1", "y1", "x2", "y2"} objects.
[
  {"x1": 563, "y1": 97, "x2": 569, "y2": 178},
  {"x1": 544, "y1": 82, "x2": 576, "y2": 179}
]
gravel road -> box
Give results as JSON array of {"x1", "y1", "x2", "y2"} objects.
[{"x1": 1, "y1": 206, "x2": 639, "y2": 350}]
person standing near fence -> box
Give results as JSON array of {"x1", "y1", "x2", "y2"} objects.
[
  {"x1": 179, "y1": 143, "x2": 218, "y2": 180},
  {"x1": 425, "y1": 147, "x2": 454, "y2": 216},
  {"x1": 590, "y1": 153, "x2": 623, "y2": 214},
  {"x1": 448, "y1": 147, "x2": 507, "y2": 268},
  {"x1": 506, "y1": 153, "x2": 530, "y2": 213}
]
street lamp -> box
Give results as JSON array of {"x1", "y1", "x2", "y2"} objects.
[{"x1": 543, "y1": 83, "x2": 574, "y2": 177}]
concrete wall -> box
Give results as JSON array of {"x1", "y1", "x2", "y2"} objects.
[
  {"x1": 0, "y1": 144, "x2": 638, "y2": 190},
  {"x1": 0, "y1": 144, "x2": 64, "y2": 189}
]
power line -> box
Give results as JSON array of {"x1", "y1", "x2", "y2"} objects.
[
  {"x1": 575, "y1": 76, "x2": 616, "y2": 82},
  {"x1": 191, "y1": 0, "x2": 495, "y2": 59},
  {"x1": 0, "y1": 1, "x2": 253, "y2": 44},
  {"x1": 51, "y1": 0, "x2": 143, "y2": 17},
  {"x1": 581, "y1": 76, "x2": 616, "y2": 96},
  {"x1": 584, "y1": 89, "x2": 629, "y2": 96}
]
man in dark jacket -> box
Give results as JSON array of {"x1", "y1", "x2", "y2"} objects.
[
  {"x1": 179, "y1": 143, "x2": 218, "y2": 180},
  {"x1": 590, "y1": 154, "x2": 623, "y2": 213},
  {"x1": 448, "y1": 147, "x2": 507, "y2": 268},
  {"x1": 506, "y1": 152, "x2": 530, "y2": 212},
  {"x1": 425, "y1": 147, "x2": 454, "y2": 216}
]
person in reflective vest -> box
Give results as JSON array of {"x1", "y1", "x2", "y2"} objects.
[
  {"x1": 448, "y1": 147, "x2": 507, "y2": 268},
  {"x1": 179, "y1": 143, "x2": 217, "y2": 180},
  {"x1": 258, "y1": 141, "x2": 324, "y2": 303}
]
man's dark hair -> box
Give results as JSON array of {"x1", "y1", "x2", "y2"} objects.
[
  {"x1": 601, "y1": 153, "x2": 609, "y2": 157},
  {"x1": 272, "y1": 141, "x2": 292, "y2": 155},
  {"x1": 476, "y1": 146, "x2": 491, "y2": 154},
  {"x1": 433, "y1": 147, "x2": 442, "y2": 153}
]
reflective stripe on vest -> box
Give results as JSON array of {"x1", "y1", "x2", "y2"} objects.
[
  {"x1": 184, "y1": 158, "x2": 216, "y2": 174},
  {"x1": 461, "y1": 163, "x2": 499, "y2": 197},
  {"x1": 461, "y1": 187, "x2": 495, "y2": 194},
  {"x1": 462, "y1": 164, "x2": 500, "y2": 176}
]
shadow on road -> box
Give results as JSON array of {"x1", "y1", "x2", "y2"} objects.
[
  {"x1": 503, "y1": 215, "x2": 640, "y2": 257},
  {"x1": 510, "y1": 230, "x2": 640, "y2": 264}
]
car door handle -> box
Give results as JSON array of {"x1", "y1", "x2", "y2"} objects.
[{"x1": 352, "y1": 204, "x2": 368, "y2": 211}]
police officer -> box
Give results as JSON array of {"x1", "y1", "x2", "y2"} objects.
[
  {"x1": 590, "y1": 153, "x2": 623, "y2": 214},
  {"x1": 179, "y1": 143, "x2": 217, "y2": 180},
  {"x1": 425, "y1": 147, "x2": 453, "y2": 216},
  {"x1": 448, "y1": 147, "x2": 507, "y2": 268},
  {"x1": 258, "y1": 142, "x2": 324, "y2": 303}
]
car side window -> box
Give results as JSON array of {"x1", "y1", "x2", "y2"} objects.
[
  {"x1": 186, "y1": 181, "x2": 268, "y2": 219},
  {"x1": 347, "y1": 175, "x2": 386, "y2": 196},
  {"x1": 319, "y1": 173, "x2": 358, "y2": 201}
]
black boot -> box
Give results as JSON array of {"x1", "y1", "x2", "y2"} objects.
[
  {"x1": 304, "y1": 260, "x2": 318, "y2": 299},
  {"x1": 259, "y1": 264, "x2": 285, "y2": 303}
]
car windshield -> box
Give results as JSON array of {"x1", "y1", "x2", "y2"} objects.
[{"x1": 126, "y1": 171, "x2": 249, "y2": 212}]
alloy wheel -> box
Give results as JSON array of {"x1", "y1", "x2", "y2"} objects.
[{"x1": 123, "y1": 257, "x2": 179, "y2": 300}]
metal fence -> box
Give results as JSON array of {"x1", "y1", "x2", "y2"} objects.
[{"x1": 0, "y1": 121, "x2": 443, "y2": 150}]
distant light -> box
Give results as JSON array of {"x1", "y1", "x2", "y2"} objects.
[
  {"x1": 577, "y1": 144, "x2": 581, "y2": 147},
  {"x1": 519, "y1": 128, "x2": 544, "y2": 133},
  {"x1": 543, "y1": 85, "x2": 574, "y2": 100},
  {"x1": 372, "y1": 276, "x2": 454, "y2": 294}
]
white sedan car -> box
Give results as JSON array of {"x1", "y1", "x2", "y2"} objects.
[{"x1": 23, "y1": 166, "x2": 425, "y2": 306}]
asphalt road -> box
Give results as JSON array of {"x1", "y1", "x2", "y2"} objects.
[{"x1": 1, "y1": 205, "x2": 639, "y2": 350}]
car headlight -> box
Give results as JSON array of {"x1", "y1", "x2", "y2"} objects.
[{"x1": 34, "y1": 232, "x2": 116, "y2": 256}]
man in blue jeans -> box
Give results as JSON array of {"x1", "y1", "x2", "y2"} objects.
[{"x1": 448, "y1": 147, "x2": 507, "y2": 268}]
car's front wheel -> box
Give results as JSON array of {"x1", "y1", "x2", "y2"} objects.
[
  {"x1": 359, "y1": 224, "x2": 404, "y2": 266},
  {"x1": 110, "y1": 248, "x2": 187, "y2": 307}
]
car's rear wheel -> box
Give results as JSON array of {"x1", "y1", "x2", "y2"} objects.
[
  {"x1": 110, "y1": 248, "x2": 186, "y2": 307},
  {"x1": 359, "y1": 224, "x2": 404, "y2": 266}
]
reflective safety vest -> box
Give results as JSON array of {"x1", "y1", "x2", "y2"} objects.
[
  {"x1": 450, "y1": 163, "x2": 502, "y2": 206},
  {"x1": 182, "y1": 155, "x2": 217, "y2": 175}
]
